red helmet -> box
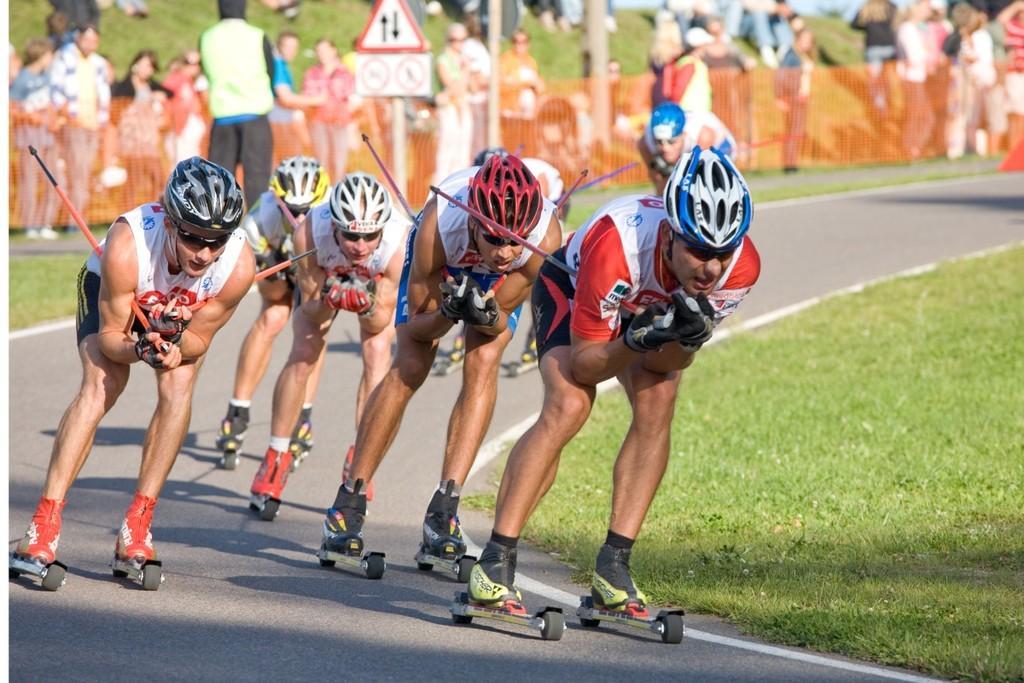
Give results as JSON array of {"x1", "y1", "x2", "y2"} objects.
[{"x1": 468, "y1": 155, "x2": 543, "y2": 238}]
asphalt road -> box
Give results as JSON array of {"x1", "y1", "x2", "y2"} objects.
[{"x1": 9, "y1": 174, "x2": 1022, "y2": 682}]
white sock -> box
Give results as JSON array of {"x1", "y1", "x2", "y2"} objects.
[
  {"x1": 269, "y1": 436, "x2": 291, "y2": 452},
  {"x1": 230, "y1": 399, "x2": 252, "y2": 408}
]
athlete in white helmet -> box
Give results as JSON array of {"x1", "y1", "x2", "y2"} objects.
[
  {"x1": 215, "y1": 156, "x2": 331, "y2": 470},
  {"x1": 247, "y1": 172, "x2": 411, "y2": 519},
  {"x1": 466, "y1": 147, "x2": 761, "y2": 622},
  {"x1": 10, "y1": 157, "x2": 255, "y2": 590}
]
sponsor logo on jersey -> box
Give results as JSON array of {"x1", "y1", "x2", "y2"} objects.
[
  {"x1": 202, "y1": 277, "x2": 213, "y2": 292},
  {"x1": 626, "y1": 213, "x2": 643, "y2": 228},
  {"x1": 142, "y1": 215, "x2": 157, "y2": 231},
  {"x1": 448, "y1": 193, "x2": 464, "y2": 209},
  {"x1": 600, "y1": 279, "x2": 631, "y2": 319}
]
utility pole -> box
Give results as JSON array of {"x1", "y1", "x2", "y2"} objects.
[
  {"x1": 487, "y1": 0, "x2": 502, "y2": 147},
  {"x1": 585, "y1": 0, "x2": 610, "y2": 148}
]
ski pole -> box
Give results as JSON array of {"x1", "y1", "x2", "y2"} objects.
[
  {"x1": 362, "y1": 134, "x2": 420, "y2": 225},
  {"x1": 575, "y1": 161, "x2": 639, "y2": 193},
  {"x1": 555, "y1": 169, "x2": 589, "y2": 211}
]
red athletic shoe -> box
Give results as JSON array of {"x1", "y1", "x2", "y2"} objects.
[
  {"x1": 16, "y1": 497, "x2": 66, "y2": 564},
  {"x1": 341, "y1": 445, "x2": 375, "y2": 501},
  {"x1": 115, "y1": 492, "x2": 158, "y2": 562},
  {"x1": 251, "y1": 447, "x2": 294, "y2": 499}
]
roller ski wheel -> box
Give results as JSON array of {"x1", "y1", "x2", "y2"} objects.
[
  {"x1": 315, "y1": 544, "x2": 386, "y2": 580},
  {"x1": 249, "y1": 494, "x2": 281, "y2": 521},
  {"x1": 450, "y1": 592, "x2": 564, "y2": 640},
  {"x1": 414, "y1": 547, "x2": 476, "y2": 583},
  {"x1": 9, "y1": 554, "x2": 68, "y2": 592},
  {"x1": 576, "y1": 596, "x2": 684, "y2": 644},
  {"x1": 215, "y1": 407, "x2": 248, "y2": 459},
  {"x1": 220, "y1": 448, "x2": 241, "y2": 471},
  {"x1": 112, "y1": 556, "x2": 164, "y2": 591}
]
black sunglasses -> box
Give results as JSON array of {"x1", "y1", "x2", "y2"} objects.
[
  {"x1": 339, "y1": 229, "x2": 383, "y2": 243},
  {"x1": 473, "y1": 220, "x2": 515, "y2": 247},
  {"x1": 176, "y1": 223, "x2": 232, "y2": 250}
]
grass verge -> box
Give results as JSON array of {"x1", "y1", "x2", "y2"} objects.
[
  {"x1": 9, "y1": 254, "x2": 86, "y2": 330},
  {"x1": 473, "y1": 246, "x2": 1023, "y2": 682}
]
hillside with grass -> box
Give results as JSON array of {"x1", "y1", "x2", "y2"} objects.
[{"x1": 10, "y1": 0, "x2": 865, "y2": 84}]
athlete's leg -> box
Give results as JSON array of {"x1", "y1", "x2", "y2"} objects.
[
  {"x1": 491, "y1": 346, "x2": 596, "y2": 537},
  {"x1": 355, "y1": 316, "x2": 396, "y2": 427},
  {"x1": 301, "y1": 342, "x2": 328, "y2": 406},
  {"x1": 136, "y1": 360, "x2": 202, "y2": 497},
  {"x1": 270, "y1": 305, "x2": 332, "y2": 440},
  {"x1": 42, "y1": 335, "x2": 131, "y2": 500},
  {"x1": 348, "y1": 323, "x2": 437, "y2": 482},
  {"x1": 609, "y1": 363, "x2": 683, "y2": 539},
  {"x1": 231, "y1": 279, "x2": 293, "y2": 401},
  {"x1": 439, "y1": 325, "x2": 514, "y2": 485}
]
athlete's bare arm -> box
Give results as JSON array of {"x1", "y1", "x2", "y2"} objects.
[
  {"x1": 404, "y1": 198, "x2": 455, "y2": 343},
  {"x1": 178, "y1": 242, "x2": 256, "y2": 360},
  {"x1": 473, "y1": 213, "x2": 564, "y2": 337},
  {"x1": 360, "y1": 246, "x2": 404, "y2": 334},
  {"x1": 97, "y1": 219, "x2": 149, "y2": 366},
  {"x1": 569, "y1": 334, "x2": 642, "y2": 387},
  {"x1": 292, "y1": 216, "x2": 335, "y2": 327},
  {"x1": 641, "y1": 342, "x2": 696, "y2": 374}
]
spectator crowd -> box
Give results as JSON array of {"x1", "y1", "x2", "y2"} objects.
[{"x1": 9, "y1": 0, "x2": 1024, "y2": 234}]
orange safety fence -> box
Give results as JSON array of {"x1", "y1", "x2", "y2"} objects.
[{"x1": 8, "y1": 61, "x2": 1014, "y2": 231}]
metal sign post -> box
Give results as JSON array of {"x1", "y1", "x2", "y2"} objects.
[{"x1": 355, "y1": 0, "x2": 431, "y2": 200}]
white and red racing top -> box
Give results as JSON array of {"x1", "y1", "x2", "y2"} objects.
[
  {"x1": 85, "y1": 202, "x2": 247, "y2": 309},
  {"x1": 240, "y1": 190, "x2": 292, "y2": 253},
  {"x1": 432, "y1": 166, "x2": 557, "y2": 276},
  {"x1": 563, "y1": 194, "x2": 760, "y2": 341},
  {"x1": 309, "y1": 200, "x2": 410, "y2": 280}
]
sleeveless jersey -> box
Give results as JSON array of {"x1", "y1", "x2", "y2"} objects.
[
  {"x1": 85, "y1": 202, "x2": 247, "y2": 309},
  {"x1": 309, "y1": 200, "x2": 410, "y2": 280},
  {"x1": 563, "y1": 194, "x2": 760, "y2": 341},
  {"x1": 240, "y1": 190, "x2": 291, "y2": 254},
  {"x1": 433, "y1": 166, "x2": 557, "y2": 277}
]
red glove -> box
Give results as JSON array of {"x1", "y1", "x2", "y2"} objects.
[{"x1": 322, "y1": 276, "x2": 374, "y2": 314}]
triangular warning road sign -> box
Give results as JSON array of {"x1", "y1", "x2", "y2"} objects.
[{"x1": 356, "y1": 0, "x2": 428, "y2": 53}]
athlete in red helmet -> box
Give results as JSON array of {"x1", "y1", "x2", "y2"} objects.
[{"x1": 314, "y1": 155, "x2": 562, "y2": 572}]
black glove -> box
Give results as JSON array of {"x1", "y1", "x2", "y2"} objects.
[
  {"x1": 439, "y1": 275, "x2": 499, "y2": 327},
  {"x1": 147, "y1": 308, "x2": 190, "y2": 345},
  {"x1": 649, "y1": 154, "x2": 673, "y2": 179},
  {"x1": 135, "y1": 336, "x2": 170, "y2": 369},
  {"x1": 623, "y1": 292, "x2": 715, "y2": 352}
]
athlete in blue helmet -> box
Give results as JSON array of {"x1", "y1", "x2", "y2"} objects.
[
  {"x1": 466, "y1": 146, "x2": 761, "y2": 618},
  {"x1": 638, "y1": 103, "x2": 737, "y2": 194}
]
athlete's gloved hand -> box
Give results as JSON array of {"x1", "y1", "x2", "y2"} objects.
[
  {"x1": 439, "y1": 274, "x2": 499, "y2": 327},
  {"x1": 146, "y1": 300, "x2": 192, "y2": 345},
  {"x1": 623, "y1": 292, "x2": 715, "y2": 352},
  {"x1": 322, "y1": 275, "x2": 375, "y2": 315},
  {"x1": 134, "y1": 331, "x2": 180, "y2": 369}
]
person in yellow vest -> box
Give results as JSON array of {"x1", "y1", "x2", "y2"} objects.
[
  {"x1": 664, "y1": 28, "x2": 714, "y2": 113},
  {"x1": 200, "y1": 0, "x2": 275, "y2": 208}
]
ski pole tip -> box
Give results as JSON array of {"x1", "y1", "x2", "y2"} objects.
[{"x1": 361, "y1": 133, "x2": 370, "y2": 143}]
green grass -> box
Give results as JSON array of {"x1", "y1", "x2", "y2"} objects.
[
  {"x1": 9, "y1": 254, "x2": 87, "y2": 329},
  {"x1": 9, "y1": 0, "x2": 864, "y2": 83},
  {"x1": 473, "y1": 246, "x2": 1024, "y2": 681}
]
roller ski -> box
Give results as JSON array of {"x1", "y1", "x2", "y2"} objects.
[
  {"x1": 341, "y1": 445, "x2": 374, "y2": 501},
  {"x1": 288, "y1": 406, "x2": 314, "y2": 471},
  {"x1": 432, "y1": 333, "x2": 464, "y2": 376},
  {"x1": 9, "y1": 498, "x2": 69, "y2": 591},
  {"x1": 575, "y1": 544, "x2": 683, "y2": 644},
  {"x1": 249, "y1": 447, "x2": 294, "y2": 521},
  {"x1": 315, "y1": 481, "x2": 385, "y2": 579},
  {"x1": 503, "y1": 336, "x2": 539, "y2": 377},
  {"x1": 111, "y1": 493, "x2": 164, "y2": 591},
  {"x1": 450, "y1": 541, "x2": 564, "y2": 640},
  {"x1": 215, "y1": 404, "x2": 249, "y2": 470},
  {"x1": 414, "y1": 481, "x2": 476, "y2": 582}
]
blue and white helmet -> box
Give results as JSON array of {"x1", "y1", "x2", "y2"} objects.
[
  {"x1": 646, "y1": 102, "x2": 686, "y2": 144},
  {"x1": 664, "y1": 146, "x2": 752, "y2": 252}
]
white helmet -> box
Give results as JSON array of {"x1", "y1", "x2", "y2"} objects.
[
  {"x1": 270, "y1": 156, "x2": 330, "y2": 214},
  {"x1": 663, "y1": 146, "x2": 751, "y2": 252},
  {"x1": 329, "y1": 173, "x2": 393, "y2": 233}
]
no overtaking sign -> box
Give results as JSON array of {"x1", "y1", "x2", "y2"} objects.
[{"x1": 355, "y1": 0, "x2": 432, "y2": 97}]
